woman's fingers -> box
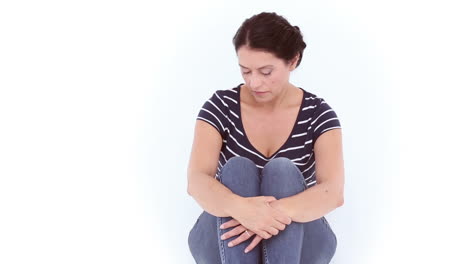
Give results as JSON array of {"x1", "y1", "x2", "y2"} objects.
[
  {"x1": 219, "y1": 216, "x2": 286, "y2": 241},
  {"x1": 244, "y1": 235, "x2": 263, "y2": 253},
  {"x1": 225, "y1": 229, "x2": 254, "y2": 248},
  {"x1": 264, "y1": 196, "x2": 277, "y2": 203},
  {"x1": 272, "y1": 219, "x2": 287, "y2": 231},
  {"x1": 272, "y1": 211, "x2": 292, "y2": 226},
  {"x1": 220, "y1": 218, "x2": 240, "y2": 229},
  {"x1": 220, "y1": 225, "x2": 246, "y2": 240},
  {"x1": 258, "y1": 230, "x2": 272, "y2": 239},
  {"x1": 264, "y1": 226, "x2": 280, "y2": 236}
]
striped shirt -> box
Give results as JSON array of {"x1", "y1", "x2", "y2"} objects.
[{"x1": 196, "y1": 83, "x2": 342, "y2": 189}]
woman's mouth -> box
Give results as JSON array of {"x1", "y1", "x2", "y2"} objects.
[{"x1": 254, "y1": 91, "x2": 268, "y2": 96}]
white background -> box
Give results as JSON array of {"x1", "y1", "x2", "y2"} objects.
[{"x1": 1, "y1": 0, "x2": 467, "y2": 263}]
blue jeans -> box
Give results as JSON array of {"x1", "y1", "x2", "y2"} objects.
[{"x1": 188, "y1": 157, "x2": 337, "y2": 264}]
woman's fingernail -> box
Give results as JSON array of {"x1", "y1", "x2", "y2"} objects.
[
  {"x1": 220, "y1": 224, "x2": 225, "y2": 229},
  {"x1": 220, "y1": 235, "x2": 225, "y2": 240},
  {"x1": 228, "y1": 242, "x2": 233, "y2": 247},
  {"x1": 244, "y1": 249, "x2": 249, "y2": 253}
]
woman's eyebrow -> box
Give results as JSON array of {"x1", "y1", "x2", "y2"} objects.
[{"x1": 239, "y1": 64, "x2": 273, "y2": 70}]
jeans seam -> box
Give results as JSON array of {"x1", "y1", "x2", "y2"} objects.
[
  {"x1": 290, "y1": 161, "x2": 307, "y2": 191},
  {"x1": 217, "y1": 217, "x2": 226, "y2": 263},
  {"x1": 322, "y1": 217, "x2": 330, "y2": 229},
  {"x1": 263, "y1": 242, "x2": 268, "y2": 264}
]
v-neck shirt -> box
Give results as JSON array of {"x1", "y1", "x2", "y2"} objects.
[
  {"x1": 237, "y1": 84, "x2": 306, "y2": 160},
  {"x1": 196, "y1": 83, "x2": 342, "y2": 189}
]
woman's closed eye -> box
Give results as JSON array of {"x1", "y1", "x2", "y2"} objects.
[{"x1": 242, "y1": 71, "x2": 272, "y2": 76}]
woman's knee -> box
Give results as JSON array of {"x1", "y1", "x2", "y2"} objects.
[
  {"x1": 219, "y1": 156, "x2": 258, "y2": 182},
  {"x1": 218, "y1": 156, "x2": 261, "y2": 196},
  {"x1": 224, "y1": 156, "x2": 256, "y2": 169},
  {"x1": 262, "y1": 157, "x2": 303, "y2": 181},
  {"x1": 261, "y1": 157, "x2": 306, "y2": 197}
]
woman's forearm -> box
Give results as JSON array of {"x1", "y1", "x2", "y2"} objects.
[
  {"x1": 187, "y1": 172, "x2": 244, "y2": 217},
  {"x1": 276, "y1": 181, "x2": 344, "y2": 223}
]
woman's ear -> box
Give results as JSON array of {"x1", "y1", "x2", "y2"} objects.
[{"x1": 288, "y1": 53, "x2": 300, "y2": 71}]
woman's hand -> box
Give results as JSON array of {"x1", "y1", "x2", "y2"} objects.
[
  {"x1": 220, "y1": 218, "x2": 263, "y2": 253},
  {"x1": 220, "y1": 199, "x2": 292, "y2": 253},
  {"x1": 229, "y1": 196, "x2": 292, "y2": 239}
]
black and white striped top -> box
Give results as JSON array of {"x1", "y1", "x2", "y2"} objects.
[{"x1": 196, "y1": 83, "x2": 342, "y2": 189}]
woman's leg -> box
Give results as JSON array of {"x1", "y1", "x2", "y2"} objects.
[
  {"x1": 217, "y1": 156, "x2": 262, "y2": 264},
  {"x1": 301, "y1": 215, "x2": 337, "y2": 264},
  {"x1": 187, "y1": 156, "x2": 262, "y2": 264},
  {"x1": 260, "y1": 157, "x2": 337, "y2": 264},
  {"x1": 188, "y1": 210, "x2": 222, "y2": 263}
]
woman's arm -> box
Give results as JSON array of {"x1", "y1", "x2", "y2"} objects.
[
  {"x1": 276, "y1": 129, "x2": 345, "y2": 223},
  {"x1": 188, "y1": 120, "x2": 292, "y2": 242},
  {"x1": 187, "y1": 121, "x2": 244, "y2": 217},
  {"x1": 188, "y1": 171, "x2": 246, "y2": 217}
]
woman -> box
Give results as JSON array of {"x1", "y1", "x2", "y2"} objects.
[{"x1": 187, "y1": 12, "x2": 344, "y2": 264}]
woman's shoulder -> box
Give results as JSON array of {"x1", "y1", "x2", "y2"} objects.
[
  {"x1": 300, "y1": 87, "x2": 325, "y2": 105},
  {"x1": 212, "y1": 83, "x2": 242, "y2": 97},
  {"x1": 208, "y1": 83, "x2": 242, "y2": 108},
  {"x1": 200, "y1": 84, "x2": 241, "y2": 115}
]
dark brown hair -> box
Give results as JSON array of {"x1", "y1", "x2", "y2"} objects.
[{"x1": 232, "y1": 12, "x2": 307, "y2": 69}]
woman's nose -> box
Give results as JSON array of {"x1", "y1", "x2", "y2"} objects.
[{"x1": 248, "y1": 76, "x2": 262, "y2": 89}]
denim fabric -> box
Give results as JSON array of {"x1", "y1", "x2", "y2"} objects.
[{"x1": 188, "y1": 157, "x2": 337, "y2": 264}]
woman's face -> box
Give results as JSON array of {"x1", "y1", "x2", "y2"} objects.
[{"x1": 237, "y1": 45, "x2": 298, "y2": 103}]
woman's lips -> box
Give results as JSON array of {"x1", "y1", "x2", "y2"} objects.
[{"x1": 254, "y1": 91, "x2": 268, "y2": 96}]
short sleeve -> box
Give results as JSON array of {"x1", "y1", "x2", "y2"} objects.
[
  {"x1": 196, "y1": 91, "x2": 229, "y2": 139},
  {"x1": 310, "y1": 99, "x2": 342, "y2": 144}
]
